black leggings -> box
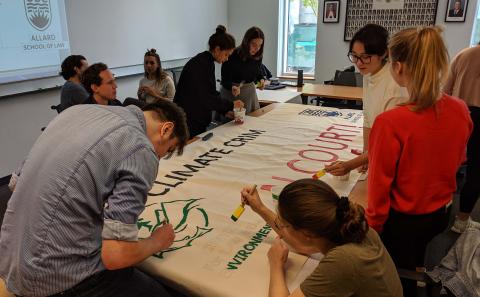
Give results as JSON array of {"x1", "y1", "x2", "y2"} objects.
[
  {"x1": 381, "y1": 206, "x2": 450, "y2": 297},
  {"x1": 460, "y1": 106, "x2": 480, "y2": 213}
]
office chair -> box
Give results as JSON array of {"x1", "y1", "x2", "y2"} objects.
[
  {"x1": 51, "y1": 104, "x2": 62, "y2": 113},
  {"x1": 41, "y1": 104, "x2": 62, "y2": 131}
]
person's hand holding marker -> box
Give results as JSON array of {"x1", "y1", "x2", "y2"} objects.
[
  {"x1": 241, "y1": 184, "x2": 263, "y2": 212},
  {"x1": 324, "y1": 161, "x2": 352, "y2": 176},
  {"x1": 150, "y1": 220, "x2": 175, "y2": 251},
  {"x1": 231, "y1": 185, "x2": 259, "y2": 221}
]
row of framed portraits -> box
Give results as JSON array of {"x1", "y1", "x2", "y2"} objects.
[{"x1": 322, "y1": 0, "x2": 470, "y2": 41}]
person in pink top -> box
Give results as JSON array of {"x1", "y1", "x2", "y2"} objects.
[
  {"x1": 366, "y1": 26, "x2": 472, "y2": 297},
  {"x1": 444, "y1": 42, "x2": 480, "y2": 233}
]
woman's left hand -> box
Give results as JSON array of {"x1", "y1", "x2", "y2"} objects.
[{"x1": 268, "y1": 237, "x2": 289, "y2": 269}]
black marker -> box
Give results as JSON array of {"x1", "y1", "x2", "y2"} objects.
[{"x1": 202, "y1": 132, "x2": 213, "y2": 141}]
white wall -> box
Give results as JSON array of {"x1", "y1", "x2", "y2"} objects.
[
  {"x1": 227, "y1": 0, "x2": 280, "y2": 76},
  {"x1": 0, "y1": 1, "x2": 228, "y2": 178},
  {"x1": 228, "y1": 0, "x2": 478, "y2": 82},
  {"x1": 0, "y1": 74, "x2": 142, "y2": 177}
]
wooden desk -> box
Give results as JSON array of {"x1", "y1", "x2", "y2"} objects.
[{"x1": 298, "y1": 83, "x2": 363, "y2": 105}]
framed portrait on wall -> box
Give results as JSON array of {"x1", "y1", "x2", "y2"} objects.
[
  {"x1": 445, "y1": 0, "x2": 468, "y2": 22},
  {"x1": 344, "y1": 0, "x2": 439, "y2": 41},
  {"x1": 323, "y1": 0, "x2": 340, "y2": 23}
]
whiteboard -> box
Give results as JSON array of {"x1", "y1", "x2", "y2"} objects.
[{"x1": 0, "y1": 0, "x2": 227, "y2": 97}]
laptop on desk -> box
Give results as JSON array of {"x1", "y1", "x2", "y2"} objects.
[
  {"x1": 279, "y1": 81, "x2": 299, "y2": 87},
  {"x1": 264, "y1": 84, "x2": 286, "y2": 90}
]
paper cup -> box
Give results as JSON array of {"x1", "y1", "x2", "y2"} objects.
[{"x1": 234, "y1": 108, "x2": 246, "y2": 124}]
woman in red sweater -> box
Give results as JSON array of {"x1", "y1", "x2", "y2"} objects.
[{"x1": 366, "y1": 27, "x2": 472, "y2": 297}]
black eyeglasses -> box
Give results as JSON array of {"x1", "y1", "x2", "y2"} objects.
[{"x1": 347, "y1": 52, "x2": 372, "y2": 64}]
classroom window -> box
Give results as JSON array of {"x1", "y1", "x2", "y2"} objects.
[
  {"x1": 279, "y1": 0, "x2": 318, "y2": 77},
  {"x1": 471, "y1": 2, "x2": 480, "y2": 45}
]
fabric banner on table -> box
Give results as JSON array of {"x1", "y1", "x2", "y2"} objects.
[{"x1": 138, "y1": 103, "x2": 364, "y2": 297}]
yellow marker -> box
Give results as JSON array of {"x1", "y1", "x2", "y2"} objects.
[
  {"x1": 231, "y1": 205, "x2": 245, "y2": 222},
  {"x1": 312, "y1": 169, "x2": 326, "y2": 180},
  {"x1": 231, "y1": 185, "x2": 257, "y2": 222}
]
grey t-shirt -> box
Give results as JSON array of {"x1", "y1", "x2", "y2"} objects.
[
  {"x1": 59, "y1": 81, "x2": 89, "y2": 112},
  {"x1": 0, "y1": 105, "x2": 159, "y2": 296}
]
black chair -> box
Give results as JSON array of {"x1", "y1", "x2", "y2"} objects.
[
  {"x1": 396, "y1": 268, "x2": 445, "y2": 297},
  {"x1": 168, "y1": 67, "x2": 183, "y2": 88},
  {"x1": 41, "y1": 104, "x2": 62, "y2": 131},
  {"x1": 310, "y1": 67, "x2": 363, "y2": 109},
  {"x1": 51, "y1": 104, "x2": 62, "y2": 113}
]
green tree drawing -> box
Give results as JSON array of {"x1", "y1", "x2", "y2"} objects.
[{"x1": 138, "y1": 198, "x2": 213, "y2": 259}]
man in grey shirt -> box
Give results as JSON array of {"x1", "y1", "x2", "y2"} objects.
[
  {"x1": 0, "y1": 99, "x2": 189, "y2": 297},
  {"x1": 59, "y1": 55, "x2": 89, "y2": 112}
]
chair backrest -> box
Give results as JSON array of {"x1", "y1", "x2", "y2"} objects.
[
  {"x1": 168, "y1": 67, "x2": 183, "y2": 88},
  {"x1": 51, "y1": 104, "x2": 62, "y2": 114},
  {"x1": 333, "y1": 70, "x2": 357, "y2": 87}
]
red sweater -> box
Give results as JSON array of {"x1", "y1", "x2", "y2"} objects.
[{"x1": 366, "y1": 94, "x2": 472, "y2": 232}]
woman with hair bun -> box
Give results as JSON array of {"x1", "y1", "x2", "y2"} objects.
[
  {"x1": 174, "y1": 25, "x2": 244, "y2": 137},
  {"x1": 240, "y1": 179, "x2": 402, "y2": 297},
  {"x1": 138, "y1": 48, "x2": 175, "y2": 103}
]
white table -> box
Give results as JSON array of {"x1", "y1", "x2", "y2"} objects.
[{"x1": 256, "y1": 87, "x2": 302, "y2": 103}]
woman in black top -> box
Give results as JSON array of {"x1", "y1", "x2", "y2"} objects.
[
  {"x1": 221, "y1": 27, "x2": 265, "y2": 113},
  {"x1": 174, "y1": 25, "x2": 243, "y2": 138}
]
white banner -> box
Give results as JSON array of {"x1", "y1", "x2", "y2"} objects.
[{"x1": 138, "y1": 104, "x2": 364, "y2": 297}]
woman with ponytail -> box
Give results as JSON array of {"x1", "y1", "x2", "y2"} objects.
[
  {"x1": 241, "y1": 179, "x2": 402, "y2": 297},
  {"x1": 174, "y1": 25, "x2": 244, "y2": 137},
  {"x1": 367, "y1": 26, "x2": 472, "y2": 296}
]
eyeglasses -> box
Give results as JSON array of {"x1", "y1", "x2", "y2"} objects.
[
  {"x1": 347, "y1": 52, "x2": 372, "y2": 64},
  {"x1": 274, "y1": 215, "x2": 290, "y2": 230}
]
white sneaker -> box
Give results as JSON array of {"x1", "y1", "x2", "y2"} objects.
[{"x1": 451, "y1": 217, "x2": 480, "y2": 233}]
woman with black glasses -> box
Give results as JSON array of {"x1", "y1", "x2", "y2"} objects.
[{"x1": 325, "y1": 24, "x2": 407, "y2": 176}]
